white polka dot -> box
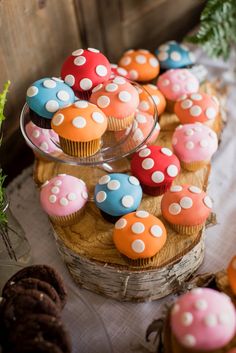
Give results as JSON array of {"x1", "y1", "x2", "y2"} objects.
[
  {"x1": 113, "y1": 76, "x2": 126, "y2": 85},
  {"x1": 65, "y1": 74, "x2": 75, "y2": 87},
  {"x1": 172, "y1": 84, "x2": 181, "y2": 92},
  {"x1": 189, "y1": 186, "x2": 201, "y2": 194},
  {"x1": 185, "y1": 141, "x2": 194, "y2": 150},
  {"x1": 60, "y1": 197, "x2": 69, "y2": 206},
  {"x1": 161, "y1": 147, "x2": 172, "y2": 156},
  {"x1": 129, "y1": 176, "x2": 140, "y2": 186},
  {"x1": 176, "y1": 124, "x2": 183, "y2": 130},
  {"x1": 58, "y1": 174, "x2": 66, "y2": 176},
  {"x1": 181, "y1": 99, "x2": 193, "y2": 109},
  {"x1": 170, "y1": 51, "x2": 181, "y2": 61},
  {"x1": 180, "y1": 196, "x2": 193, "y2": 209},
  {"x1": 135, "y1": 55, "x2": 146, "y2": 64},
  {"x1": 161, "y1": 79, "x2": 170, "y2": 86},
  {"x1": 170, "y1": 185, "x2": 182, "y2": 192},
  {"x1": 117, "y1": 68, "x2": 128, "y2": 76},
  {"x1": 133, "y1": 128, "x2": 144, "y2": 142},
  {"x1": 121, "y1": 195, "x2": 134, "y2": 208},
  {"x1": 204, "y1": 314, "x2": 217, "y2": 327},
  {"x1": 96, "y1": 191, "x2": 107, "y2": 203},
  {"x1": 169, "y1": 203, "x2": 181, "y2": 215},
  {"x1": 54, "y1": 180, "x2": 62, "y2": 186},
  {"x1": 186, "y1": 81, "x2": 198, "y2": 92},
  {"x1": 191, "y1": 93, "x2": 202, "y2": 101},
  {"x1": 136, "y1": 114, "x2": 147, "y2": 123},
  {"x1": 92, "y1": 112, "x2": 105, "y2": 124},
  {"x1": 129, "y1": 70, "x2": 138, "y2": 80},
  {"x1": 72, "y1": 116, "x2": 86, "y2": 129},
  {"x1": 121, "y1": 57, "x2": 131, "y2": 66},
  {"x1": 206, "y1": 107, "x2": 217, "y2": 120},
  {"x1": 51, "y1": 186, "x2": 60, "y2": 194},
  {"x1": 57, "y1": 90, "x2": 70, "y2": 102},
  {"x1": 74, "y1": 100, "x2": 89, "y2": 108},
  {"x1": 119, "y1": 91, "x2": 132, "y2": 102},
  {"x1": 115, "y1": 218, "x2": 127, "y2": 229},
  {"x1": 80, "y1": 78, "x2": 92, "y2": 91},
  {"x1": 218, "y1": 313, "x2": 231, "y2": 325},
  {"x1": 96, "y1": 65, "x2": 108, "y2": 77},
  {"x1": 87, "y1": 47, "x2": 99, "y2": 53},
  {"x1": 99, "y1": 175, "x2": 111, "y2": 185},
  {"x1": 172, "y1": 137, "x2": 178, "y2": 146},
  {"x1": 139, "y1": 148, "x2": 151, "y2": 157},
  {"x1": 74, "y1": 56, "x2": 86, "y2": 66},
  {"x1": 172, "y1": 304, "x2": 180, "y2": 315},
  {"x1": 181, "y1": 312, "x2": 193, "y2": 326},
  {"x1": 200, "y1": 139, "x2": 208, "y2": 148},
  {"x1": 158, "y1": 44, "x2": 170, "y2": 51},
  {"x1": 158, "y1": 52, "x2": 168, "y2": 61},
  {"x1": 82, "y1": 191, "x2": 88, "y2": 200},
  {"x1": 182, "y1": 334, "x2": 196, "y2": 348},
  {"x1": 40, "y1": 142, "x2": 49, "y2": 151},
  {"x1": 49, "y1": 195, "x2": 57, "y2": 203},
  {"x1": 132, "y1": 222, "x2": 145, "y2": 234},
  {"x1": 151, "y1": 95, "x2": 160, "y2": 105},
  {"x1": 194, "y1": 299, "x2": 208, "y2": 310},
  {"x1": 149, "y1": 57, "x2": 158, "y2": 67},
  {"x1": 131, "y1": 239, "x2": 145, "y2": 253},
  {"x1": 191, "y1": 288, "x2": 203, "y2": 295},
  {"x1": 139, "y1": 101, "x2": 149, "y2": 111},
  {"x1": 32, "y1": 130, "x2": 40, "y2": 138},
  {"x1": 185, "y1": 129, "x2": 194, "y2": 136},
  {"x1": 203, "y1": 196, "x2": 212, "y2": 209},
  {"x1": 136, "y1": 210, "x2": 149, "y2": 218},
  {"x1": 107, "y1": 180, "x2": 120, "y2": 190},
  {"x1": 67, "y1": 192, "x2": 77, "y2": 201},
  {"x1": 92, "y1": 84, "x2": 103, "y2": 93},
  {"x1": 97, "y1": 96, "x2": 110, "y2": 108},
  {"x1": 72, "y1": 49, "x2": 84, "y2": 56},
  {"x1": 180, "y1": 44, "x2": 188, "y2": 51},
  {"x1": 45, "y1": 100, "x2": 59, "y2": 113},
  {"x1": 43, "y1": 79, "x2": 56, "y2": 89},
  {"x1": 150, "y1": 225, "x2": 163, "y2": 238},
  {"x1": 167, "y1": 165, "x2": 178, "y2": 177},
  {"x1": 42, "y1": 130, "x2": 49, "y2": 135},
  {"x1": 151, "y1": 171, "x2": 165, "y2": 183},
  {"x1": 142, "y1": 158, "x2": 154, "y2": 170},
  {"x1": 190, "y1": 105, "x2": 202, "y2": 117},
  {"x1": 27, "y1": 86, "x2": 39, "y2": 97},
  {"x1": 105, "y1": 83, "x2": 118, "y2": 92},
  {"x1": 194, "y1": 125, "x2": 202, "y2": 132}
]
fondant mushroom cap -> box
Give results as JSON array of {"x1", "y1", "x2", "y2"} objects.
[{"x1": 137, "y1": 84, "x2": 166, "y2": 116}]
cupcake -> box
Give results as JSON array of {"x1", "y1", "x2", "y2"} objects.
[
  {"x1": 161, "y1": 184, "x2": 212, "y2": 235},
  {"x1": 26, "y1": 77, "x2": 75, "y2": 129},
  {"x1": 131, "y1": 145, "x2": 180, "y2": 196},
  {"x1": 61, "y1": 48, "x2": 111, "y2": 100},
  {"x1": 118, "y1": 49, "x2": 160, "y2": 82},
  {"x1": 94, "y1": 173, "x2": 142, "y2": 223},
  {"x1": 51, "y1": 101, "x2": 107, "y2": 157},
  {"x1": 169, "y1": 288, "x2": 236, "y2": 353},
  {"x1": 89, "y1": 77, "x2": 139, "y2": 131},
  {"x1": 137, "y1": 84, "x2": 166, "y2": 116},
  {"x1": 155, "y1": 41, "x2": 196, "y2": 71},
  {"x1": 227, "y1": 256, "x2": 236, "y2": 296},
  {"x1": 40, "y1": 174, "x2": 88, "y2": 226},
  {"x1": 113, "y1": 211, "x2": 167, "y2": 266},
  {"x1": 110, "y1": 64, "x2": 129, "y2": 79},
  {"x1": 157, "y1": 69, "x2": 199, "y2": 113},
  {"x1": 174, "y1": 92, "x2": 220, "y2": 128},
  {"x1": 25, "y1": 121, "x2": 61, "y2": 155},
  {"x1": 172, "y1": 123, "x2": 218, "y2": 171}
]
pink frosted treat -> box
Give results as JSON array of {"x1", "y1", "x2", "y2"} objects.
[
  {"x1": 172, "y1": 122, "x2": 218, "y2": 171},
  {"x1": 40, "y1": 174, "x2": 88, "y2": 226},
  {"x1": 170, "y1": 288, "x2": 236, "y2": 351},
  {"x1": 157, "y1": 69, "x2": 199, "y2": 112},
  {"x1": 89, "y1": 77, "x2": 139, "y2": 131},
  {"x1": 25, "y1": 121, "x2": 61, "y2": 154}
]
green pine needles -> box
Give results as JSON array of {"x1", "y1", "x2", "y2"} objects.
[{"x1": 187, "y1": 0, "x2": 236, "y2": 60}]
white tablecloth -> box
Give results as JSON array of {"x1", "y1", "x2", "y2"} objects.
[{"x1": 6, "y1": 48, "x2": 236, "y2": 353}]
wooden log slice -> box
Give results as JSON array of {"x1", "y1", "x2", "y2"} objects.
[{"x1": 33, "y1": 82, "x2": 225, "y2": 302}]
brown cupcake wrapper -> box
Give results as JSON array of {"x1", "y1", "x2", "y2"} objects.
[
  {"x1": 59, "y1": 137, "x2": 101, "y2": 157},
  {"x1": 49, "y1": 208, "x2": 85, "y2": 226},
  {"x1": 141, "y1": 181, "x2": 173, "y2": 196},
  {"x1": 107, "y1": 114, "x2": 134, "y2": 131},
  {"x1": 76, "y1": 90, "x2": 92, "y2": 100},
  {"x1": 170, "y1": 223, "x2": 204, "y2": 236},
  {"x1": 181, "y1": 160, "x2": 209, "y2": 172},
  {"x1": 123, "y1": 254, "x2": 155, "y2": 267},
  {"x1": 30, "y1": 109, "x2": 51, "y2": 129},
  {"x1": 165, "y1": 99, "x2": 176, "y2": 114}
]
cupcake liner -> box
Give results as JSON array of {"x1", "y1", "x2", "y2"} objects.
[
  {"x1": 165, "y1": 99, "x2": 176, "y2": 114},
  {"x1": 107, "y1": 114, "x2": 135, "y2": 131},
  {"x1": 59, "y1": 137, "x2": 101, "y2": 157},
  {"x1": 170, "y1": 222, "x2": 204, "y2": 236},
  {"x1": 49, "y1": 207, "x2": 85, "y2": 226},
  {"x1": 30, "y1": 110, "x2": 51, "y2": 129},
  {"x1": 122, "y1": 254, "x2": 155, "y2": 267},
  {"x1": 141, "y1": 181, "x2": 172, "y2": 196},
  {"x1": 76, "y1": 90, "x2": 92, "y2": 100},
  {"x1": 181, "y1": 160, "x2": 209, "y2": 172}
]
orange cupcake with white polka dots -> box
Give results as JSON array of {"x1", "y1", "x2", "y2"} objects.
[
  {"x1": 90, "y1": 77, "x2": 139, "y2": 131},
  {"x1": 137, "y1": 84, "x2": 166, "y2": 116},
  {"x1": 51, "y1": 100, "x2": 107, "y2": 157},
  {"x1": 118, "y1": 49, "x2": 160, "y2": 82},
  {"x1": 113, "y1": 210, "x2": 167, "y2": 266},
  {"x1": 161, "y1": 184, "x2": 213, "y2": 235}
]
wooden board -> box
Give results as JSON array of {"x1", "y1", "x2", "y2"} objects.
[{"x1": 33, "y1": 82, "x2": 224, "y2": 301}]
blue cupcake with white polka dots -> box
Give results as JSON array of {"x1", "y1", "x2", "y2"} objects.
[
  {"x1": 155, "y1": 41, "x2": 195, "y2": 70},
  {"x1": 26, "y1": 77, "x2": 75, "y2": 128},
  {"x1": 94, "y1": 173, "x2": 143, "y2": 223}
]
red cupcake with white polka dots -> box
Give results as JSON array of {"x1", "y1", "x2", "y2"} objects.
[
  {"x1": 174, "y1": 92, "x2": 220, "y2": 127},
  {"x1": 90, "y1": 77, "x2": 139, "y2": 131},
  {"x1": 170, "y1": 288, "x2": 236, "y2": 352},
  {"x1": 40, "y1": 174, "x2": 88, "y2": 226},
  {"x1": 110, "y1": 64, "x2": 129, "y2": 79},
  {"x1": 161, "y1": 184, "x2": 212, "y2": 235},
  {"x1": 61, "y1": 48, "x2": 111, "y2": 100},
  {"x1": 130, "y1": 145, "x2": 180, "y2": 196}
]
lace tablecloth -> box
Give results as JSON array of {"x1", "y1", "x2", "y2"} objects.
[{"x1": 7, "y1": 48, "x2": 236, "y2": 353}]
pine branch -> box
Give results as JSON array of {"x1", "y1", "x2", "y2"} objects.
[{"x1": 0, "y1": 80, "x2": 10, "y2": 130}]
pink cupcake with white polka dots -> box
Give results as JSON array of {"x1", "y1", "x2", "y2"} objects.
[
  {"x1": 172, "y1": 123, "x2": 218, "y2": 172},
  {"x1": 89, "y1": 77, "x2": 139, "y2": 131},
  {"x1": 40, "y1": 174, "x2": 88, "y2": 226},
  {"x1": 157, "y1": 69, "x2": 199, "y2": 113},
  {"x1": 170, "y1": 288, "x2": 236, "y2": 352}
]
